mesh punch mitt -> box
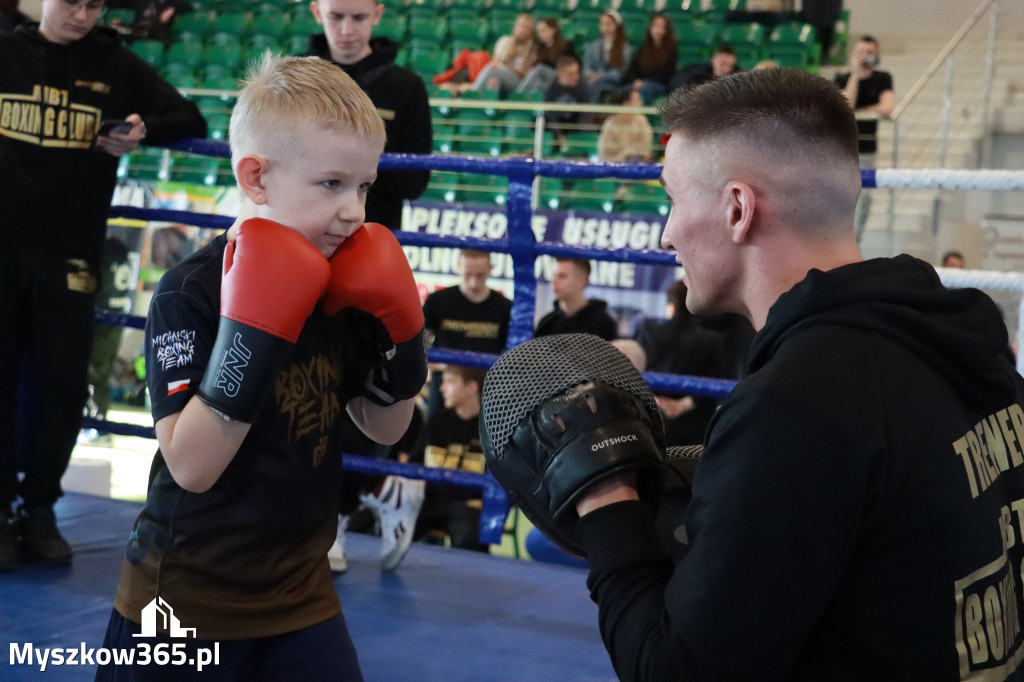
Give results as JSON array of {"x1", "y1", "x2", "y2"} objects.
[{"x1": 480, "y1": 334, "x2": 666, "y2": 557}]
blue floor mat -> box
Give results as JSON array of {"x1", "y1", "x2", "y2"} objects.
[{"x1": 0, "y1": 494, "x2": 615, "y2": 681}]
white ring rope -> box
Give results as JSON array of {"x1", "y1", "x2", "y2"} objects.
[
  {"x1": 873, "y1": 169, "x2": 1024, "y2": 191},
  {"x1": 936, "y1": 268, "x2": 1024, "y2": 293}
]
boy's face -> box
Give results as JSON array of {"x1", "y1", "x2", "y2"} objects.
[
  {"x1": 310, "y1": 0, "x2": 383, "y2": 65},
  {"x1": 441, "y1": 371, "x2": 478, "y2": 411},
  {"x1": 458, "y1": 254, "x2": 492, "y2": 302},
  {"x1": 256, "y1": 126, "x2": 381, "y2": 258},
  {"x1": 557, "y1": 63, "x2": 580, "y2": 87},
  {"x1": 551, "y1": 261, "x2": 586, "y2": 304}
]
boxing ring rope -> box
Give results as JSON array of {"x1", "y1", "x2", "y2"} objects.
[{"x1": 86, "y1": 140, "x2": 1024, "y2": 542}]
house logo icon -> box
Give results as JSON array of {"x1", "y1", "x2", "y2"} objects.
[{"x1": 133, "y1": 597, "x2": 197, "y2": 638}]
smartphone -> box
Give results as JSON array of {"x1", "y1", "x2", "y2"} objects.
[{"x1": 97, "y1": 119, "x2": 133, "y2": 137}]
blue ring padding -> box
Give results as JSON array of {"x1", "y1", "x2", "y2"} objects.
[
  {"x1": 81, "y1": 416, "x2": 156, "y2": 439},
  {"x1": 110, "y1": 205, "x2": 235, "y2": 230},
  {"x1": 95, "y1": 309, "x2": 147, "y2": 330},
  {"x1": 342, "y1": 454, "x2": 510, "y2": 544},
  {"x1": 861, "y1": 168, "x2": 876, "y2": 188}
]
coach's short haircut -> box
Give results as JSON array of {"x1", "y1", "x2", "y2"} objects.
[{"x1": 659, "y1": 68, "x2": 860, "y2": 164}]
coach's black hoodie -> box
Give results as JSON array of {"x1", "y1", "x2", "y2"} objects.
[
  {"x1": 578, "y1": 255, "x2": 1024, "y2": 680},
  {"x1": 0, "y1": 24, "x2": 206, "y2": 260},
  {"x1": 306, "y1": 35, "x2": 432, "y2": 231}
]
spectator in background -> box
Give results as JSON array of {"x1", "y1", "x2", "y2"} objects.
[
  {"x1": 636, "y1": 280, "x2": 731, "y2": 445},
  {"x1": 412, "y1": 365, "x2": 489, "y2": 553},
  {"x1": 581, "y1": 9, "x2": 632, "y2": 104},
  {"x1": 517, "y1": 17, "x2": 575, "y2": 93},
  {"x1": 941, "y1": 250, "x2": 966, "y2": 268},
  {"x1": 473, "y1": 13, "x2": 537, "y2": 96},
  {"x1": 80, "y1": 237, "x2": 137, "y2": 448},
  {"x1": 422, "y1": 249, "x2": 512, "y2": 416},
  {"x1": 535, "y1": 258, "x2": 618, "y2": 340},
  {"x1": 597, "y1": 89, "x2": 653, "y2": 162},
  {"x1": 672, "y1": 44, "x2": 738, "y2": 89},
  {"x1": 621, "y1": 12, "x2": 677, "y2": 104},
  {"x1": 106, "y1": 0, "x2": 194, "y2": 42},
  {"x1": 308, "y1": 0, "x2": 432, "y2": 232},
  {"x1": 544, "y1": 55, "x2": 591, "y2": 143},
  {"x1": 0, "y1": 0, "x2": 206, "y2": 571},
  {"x1": 834, "y1": 35, "x2": 894, "y2": 238}
]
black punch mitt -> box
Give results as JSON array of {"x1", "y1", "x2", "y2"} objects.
[{"x1": 480, "y1": 334, "x2": 666, "y2": 558}]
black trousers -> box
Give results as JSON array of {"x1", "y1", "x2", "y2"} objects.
[{"x1": 0, "y1": 243, "x2": 98, "y2": 509}]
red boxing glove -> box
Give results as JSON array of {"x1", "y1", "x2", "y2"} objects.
[
  {"x1": 320, "y1": 223, "x2": 427, "y2": 405},
  {"x1": 199, "y1": 218, "x2": 331, "y2": 421}
]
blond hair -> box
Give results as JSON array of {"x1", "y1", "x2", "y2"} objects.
[{"x1": 229, "y1": 52, "x2": 386, "y2": 171}]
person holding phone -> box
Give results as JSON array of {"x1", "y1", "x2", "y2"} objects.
[
  {"x1": 0, "y1": 0, "x2": 206, "y2": 572},
  {"x1": 834, "y1": 35, "x2": 894, "y2": 238}
]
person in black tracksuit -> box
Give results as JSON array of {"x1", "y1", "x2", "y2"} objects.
[
  {"x1": 307, "y1": 0, "x2": 432, "y2": 232},
  {"x1": 0, "y1": 3, "x2": 206, "y2": 570},
  {"x1": 535, "y1": 258, "x2": 618, "y2": 340},
  {"x1": 567, "y1": 70, "x2": 1024, "y2": 679},
  {"x1": 306, "y1": 0, "x2": 433, "y2": 572}
]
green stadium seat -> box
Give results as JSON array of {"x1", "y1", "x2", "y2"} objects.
[
  {"x1": 286, "y1": 33, "x2": 312, "y2": 54},
  {"x1": 210, "y1": 12, "x2": 250, "y2": 39},
  {"x1": 621, "y1": 182, "x2": 668, "y2": 216},
  {"x1": 458, "y1": 174, "x2": 508, "y2": 206},
  {"x1": 122, "y1": 147, "x2": 168, "y2": 182},
  {"x1": 170, "y1": 154, "x2": 221, "y2": 185},
  {"x1": 455, "y1": 90, "x2": 499, "y2": 126},
  {"x1": 767, "y1": 22, "x2": 817, "y2": 70},
  {"x1": 531, "y1": 0, "x2": 568, "y2": 17},
  {"x1": 718, "y1": 22, "x2": 765, "y2": 66},
  {"x1": 406, "y1": 5, "x2": 442, "y2": 22},
  {"x1": 376, "y1": 14, "x2": 407, "y2": 43},
  {"x1": 448, "y1": 17, "x2": 488, "y2": 45},
  {"x1": 247, "y1": 33, "x2": 284, "y2": 56},
  {"x1": 288, "y1": 11, "x2": 322, "y2": 40},
  {"x1": 409, "y1": 16, "x2": 448, "y2": 44},
  {"x1": 251, "y1": 13, "x2": 290, "y2": 40},
  {"x1": 675, "y1": 21, "x2": 719, "y2": 68},
  {"x1": 408, "y1": 50, "x2": 447, "y2": 81},
  {"x1": 421, "y1": 171, "x2": 460, "y2": 203},
  {"x1": 568, "y1": 179, "x2": 618, "y2": 213},
  {"x1": 131, "y1": 39, "x2": 164, "y2": 68},
  {"x1": 202, "y1": 42, "x2": 245, "y2": 77},
  {"x1": 562, "y1": 130, "x2": 600, "y2": 162},
  {"x1": 447, "y1": 7, "x2": 478, "y2": 24},
  {"x1": 488, "y1": 10, "x2": 519, "y2": 38},
  {"x1": 432, "y1": 125, "x2": 456, "y2": 154},
  {"x1": 537, "y1": 177, "x2": 568, "y2": 210},
  {"x1": 456, "y1": 127, "x2": 503, "y2": 157},
  {"x1": 164, "y1": 41, "x2": 204, "y2": 70},
  {"x1": 172, "y1": 11, "x2": 211, "y2": 41},
  {"x1": 205, "y1": 112, "x2": 231, "y2": 141}
]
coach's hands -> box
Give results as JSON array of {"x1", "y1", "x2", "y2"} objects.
[{"x1": 481, "y1": 335, "x2": 666, "y2": 558}]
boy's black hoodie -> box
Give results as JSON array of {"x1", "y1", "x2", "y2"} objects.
[
  {"x1": 0, "y1": 24, "x2": 206, "y2": 260},
  {"x1": 578, "y1": 255, "x2": 1024, "y2": 680},
  {"x1": 306, "y1": 35, "x2": 431, "y2": 231}
]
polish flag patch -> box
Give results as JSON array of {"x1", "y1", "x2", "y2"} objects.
[{"x1": 167, "y1": 379, "x2": 190, "y2": 396}]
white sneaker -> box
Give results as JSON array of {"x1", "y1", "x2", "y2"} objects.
[
  {"x1": 360, "y1": 476, "x2": 425, "y2": 571},
  {"x1": 328, "y1": 515, "x2": 348, "y2": 574}
]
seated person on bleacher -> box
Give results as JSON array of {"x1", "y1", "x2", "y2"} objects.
[
  {"x1": 472, "y1": 13, "x2": 537, "y2": 97},
  {"x1": 517, "y1": 17, "x2": 575, "y2": 93},
  {"x1": 412, "y1": 365, "x2": 489, "y2": 553},
  {"x1": 597, "y1": 89, "x2": 652, "y2": 163},
  {"x1": 107, "y1": 0, "x2": 193, "y2": 42},
  {"x1": 543, "y1": 56, "x2": 591, "y2": 143},
  {"x1": 619, "y1": 12, "x2": 677, "y2": 105},
  {"x1": 671, "y1": 44, "x2": 738, "y2": 90},
  {"x1": 581, "y1": 9, "x2": 632, "y2": 104}
]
